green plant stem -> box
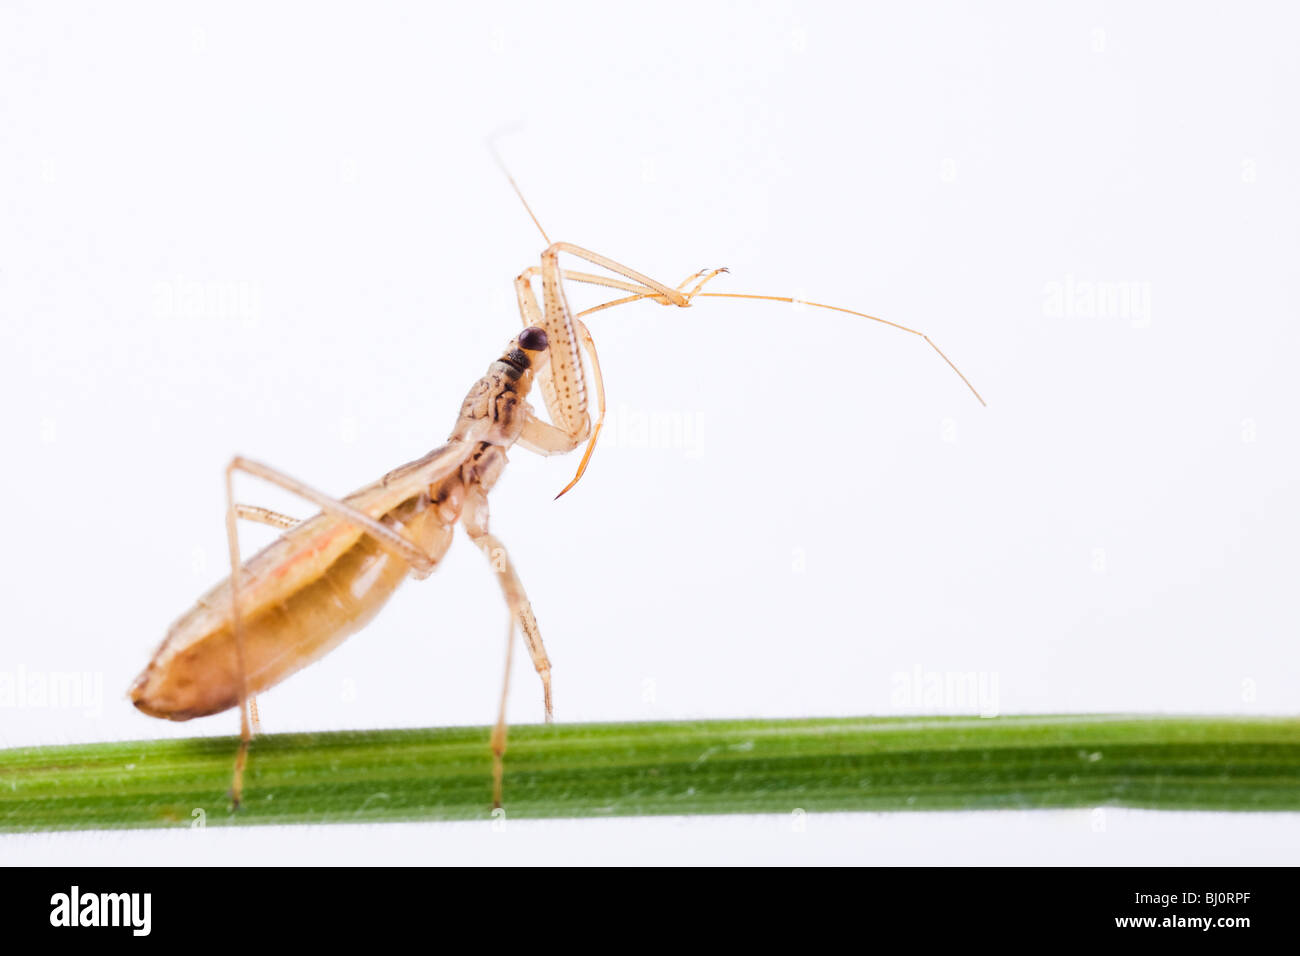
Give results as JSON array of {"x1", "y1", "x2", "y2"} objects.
[{"x1": 2, "y1": 715, "x2": 1297, "y2": 832}]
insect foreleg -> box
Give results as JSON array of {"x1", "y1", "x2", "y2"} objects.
[
  {"x1": 676, "y1": 267, "x2": 730, "y2": 299},
  {"x1": 514, "y1": 322, "x2": 604, "y2": 500},
  {"x1": 516, "y1": 414, "x2": 580, "y2": 456},
  {"x1": 543, "y1": 242, "x2": 688, "y2": 307},
  {"x1": 516, "y1": 253, "x2": 728, "y2": 498},
  {"x1": 516, "y1": 245, "x2": 688, "y2": 443},
  {"x1": 521, "y1": 266, "x2": 677, "y2": 301}
]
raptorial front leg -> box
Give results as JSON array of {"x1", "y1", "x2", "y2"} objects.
[
  {"x1": 515, "y1": 244, "x2": 687, "y2": 440},
  {"x1": 513, "y1": 247, "x2": 714, "y2": 498},
  {"x1": 514, "y1": 268, "x2": 585, "y2": 443},
  {"x1": 514, "y1": 319, "x2": 607, "y2": 499},
  {"x1": 542, "y1": 242, "x2": 688, "y2": 307},
  {"x1": 516, "y1": 410, "x2": 581, "y2": 457},
  {"x1": 675, "y1": 266, "x2": 730, "y2": 300}
]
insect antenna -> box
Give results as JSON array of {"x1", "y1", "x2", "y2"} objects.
[
  {"x1": 574, "y1": 286, "x2": 987, "y2": 407},
  {"x1": 489, "y1": 139, "x2": 552, "y2": 245},
  {"x1": 693, "y1": 292, "x2": 987, "y2": 406}
]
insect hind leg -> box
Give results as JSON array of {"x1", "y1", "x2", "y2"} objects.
[
  {"x1": 221, "y1": 455, "x2": 453, "y2": 808},
  {"x1": 490, "y1": 613, "x2": 516, "y2": 810},
  {"x1": 233, "y1": 504, "x2": 300, "y2": 530}
]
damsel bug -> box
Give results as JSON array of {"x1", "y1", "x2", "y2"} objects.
[{"x1": 130, "y1": 157, "x2": 985, "y2": 808}]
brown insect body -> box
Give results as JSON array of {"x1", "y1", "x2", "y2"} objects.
[
  {"x1": 130, "y1": 346, "x2": 541, "y2": 721},
  {"x1": 127, "y1": 215, "x2": 982, "y2": 809}
]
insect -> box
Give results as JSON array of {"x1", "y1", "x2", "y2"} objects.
[{"x1": 129, "y1": 160, "x2": 986, "y2": 810}]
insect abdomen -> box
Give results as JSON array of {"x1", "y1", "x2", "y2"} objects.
[{"x1": 130, "y1": 502, "x2": 452, "y2": 720}]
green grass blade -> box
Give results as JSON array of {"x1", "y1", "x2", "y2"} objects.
[{"x1": 2, "y1": 715, "x2": 1298, "y2": 832}]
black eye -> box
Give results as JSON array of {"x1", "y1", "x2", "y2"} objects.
[{"x1": 519, "y1": 326, "x2": 548, "y2": 351}]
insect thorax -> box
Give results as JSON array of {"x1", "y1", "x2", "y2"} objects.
[{"x1": 451, "y1": 362, "x2": 531, "y2": 448}]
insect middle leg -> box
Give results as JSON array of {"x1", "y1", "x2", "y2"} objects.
[
  {"x1": 460, "y1": 485, "x2": 552, "y2": 806},
  {"x1": 222, "y1": 456, "x2": 448, "y2": 807}
]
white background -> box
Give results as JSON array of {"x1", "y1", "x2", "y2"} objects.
[{"x1": 2, "y1": 1, "x2": 1297, "y2": 864}]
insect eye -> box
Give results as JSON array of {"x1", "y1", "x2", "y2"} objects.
[{"x1": 519, "y1": 327, "x2": 548, "y2": 351}]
